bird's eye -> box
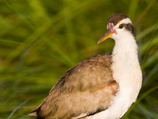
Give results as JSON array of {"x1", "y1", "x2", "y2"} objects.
[{"x1": 119, "y1": 24, "x2": 124, "y2": 29}]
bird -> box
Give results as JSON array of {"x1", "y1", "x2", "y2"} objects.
[{"x1": 29, "y1": 13, "x2": 142, "y2": 119}]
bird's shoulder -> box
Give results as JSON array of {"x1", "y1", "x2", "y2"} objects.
[{"x1": 53, "y1": 52, "x2": 113, "y2": 92}]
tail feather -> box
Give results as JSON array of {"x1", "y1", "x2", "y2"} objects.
[
  {"x1": 29, "y1": 107, "x2": 45, "y2": 119},
  {"x1": 29, "y1": 109, "x2": 38, "y2": 116}
]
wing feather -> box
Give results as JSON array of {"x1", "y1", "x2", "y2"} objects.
[{"x1": 30, "y1": 53, "x2": 119, "y2": 119}]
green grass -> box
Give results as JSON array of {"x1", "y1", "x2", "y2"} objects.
[{"x1": 0, "y1": 0, "x2": 158, "y2": 118}]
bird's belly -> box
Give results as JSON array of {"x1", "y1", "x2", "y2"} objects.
[
  {"x1": 85, "y1": 88, "x2": 138, "y2": 119},
  {"x1": 85, "y1": 74, "x2": 142, "y2": 119}
]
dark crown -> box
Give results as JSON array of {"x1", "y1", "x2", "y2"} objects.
[
  {"x1": 108, "y1": 13, "x2": 135, "y2": 37},
  {"x1": 108, "y1": 13, "x2": 128, "y2": 25}
]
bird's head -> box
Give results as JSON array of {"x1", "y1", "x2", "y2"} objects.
[{"x1": 98, "y1": 13, "x2": 135, "y2": 44}]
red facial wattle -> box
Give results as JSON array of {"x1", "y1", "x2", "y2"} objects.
[{"x1": 112, "y1": 29, "x2": 117, "y2": 35}]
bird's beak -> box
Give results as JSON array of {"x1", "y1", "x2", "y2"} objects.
[{"x1": 97, "y1": 29, "x2": 113, "y2": 44}]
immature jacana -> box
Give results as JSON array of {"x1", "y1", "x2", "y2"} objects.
[{"x1": 29, "y1": 13, "x2": 142, "y2": 119}]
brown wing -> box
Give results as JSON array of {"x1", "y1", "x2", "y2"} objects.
[{"x1": 30, "y1": 53, "x2": 119, "y2": 119}]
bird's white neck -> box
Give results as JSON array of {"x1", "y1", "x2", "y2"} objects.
[
  {"x1": 111, "y1": 33, "x2": 141, "y2": 83},
  {"x1": 113, "y1": 33, "x2": 138, "y2": 59},
  {"x1": 112, "y1": 33, "x2": 142, "y2": 102}
]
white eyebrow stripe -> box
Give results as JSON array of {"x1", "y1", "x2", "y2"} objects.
[
  {"x1": 114, "y1": 18, "x2": 132, "y2": 28},
  {"x1": 119, "y1": 18, "x2": 132, "y2": 24}
]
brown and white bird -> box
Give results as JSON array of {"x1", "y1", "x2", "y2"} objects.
[{"x1": 29, "y1": 13, "x2": 142, "y2": 119}]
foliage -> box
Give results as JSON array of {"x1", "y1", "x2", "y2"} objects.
[{"x1": 0, "y1": 0, "x2": 158, "y2": 118}]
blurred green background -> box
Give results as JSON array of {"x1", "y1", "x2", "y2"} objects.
[{"x1": 0, "y1": 0, "x2": 158, "y2": 118}]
